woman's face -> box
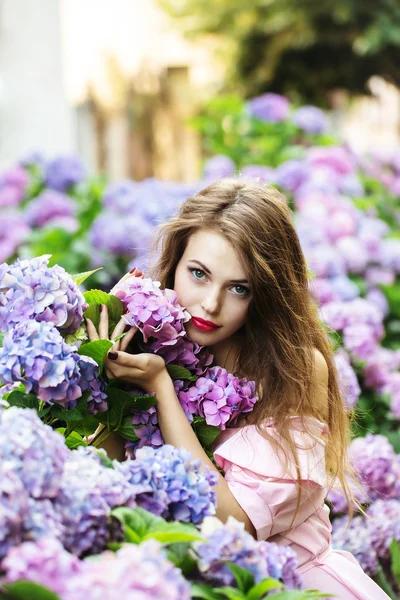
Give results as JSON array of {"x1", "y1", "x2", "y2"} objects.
[{"x1": 174, "y1": 229, "x2": 252, "y2": 352}]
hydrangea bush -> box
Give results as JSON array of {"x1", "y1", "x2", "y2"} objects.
[{"x1": 0, "y1": 407, "x2": 323, "y2": 599}]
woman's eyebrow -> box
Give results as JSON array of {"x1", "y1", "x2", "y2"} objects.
[
  {"x1": 188, "y1": 259, "x2": 249, "y2": 284},
  {"x1": 188, "y1": 259, "x2": 211, "y2": 274}
]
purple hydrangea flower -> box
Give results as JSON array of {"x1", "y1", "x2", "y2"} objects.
[
  {"x1": 2, "y1": 537, "x2": 83, "y2": 597},
  {"x1": 78, "y1": 356, "x2": 108, "y2": 413},
  {"x1": 334, "y1": 350, "x2": 361, "y2": 409},
  {"x1": 0, "y1": 165, "x2": 29, "y2": 207},
  {"x1": 349, "y1": 434, "x2": 400, "y2": 500},
  {"x1": 0, "y1": 466, "x2": 29, "y2": 561},
  {"x1": 332, "y1": 515, "x2": 379, "y2": 575},
  {"x1": 343, "y1": 323, "x2": 377, "y2": 360},
  {"x1": 259, "y1": 540, "x2": 302, "y2": 589},
  {"x1": 89, "y1": 210, "x2": 153, "y2": 256},
  {"x1": 363, "y1": 348, "x2": 400, "y2": 392},
  {"x1": 116, "y1": 444, "x2": 217, "y2": 523},
  {"x1": 196, "y1": 516, "x2": 302, "y2": 589},
  {"x1": 0, "y1": 211, "x2": 31, "y2": 263},
  {"x1": 0, "y1": 254, "x2": 87, "y2": 334},
  {"x1": 203, "y1": 155, "x2": 236, "y2": 180},
  {"x1": 380, "y1": 239, "x2": 400, "y2": 273},
  {"x1": 329, "y1": 276, "x2": 360, "y2": 302},
  {"x1": 247, "y1": 93, "x2": 290, "y2": 123},
  {"x1": 113, "y1": 276, "x2": 190, "y2": 346},
  {"x1": 0, "y1": 407, "x2": 69, "y2": 500},
  {"x1": 366, "y1": 499, "x2": 400, "y2": 561},
  {"x1": 146, "y1": 336, "x2": 213, "y2": 375},
  {"x1": 292, "y1": 105, "x2": 328, "y2": 134},
  {"x1": 45, "y1": 155, "x2": 85, "y2": 191},
  {"x1": 25, "y1": 189, "x2": 76, "y2": 228},
  {"x1": 55, "y1": 447, "x2": 134, "y2": 556},
  {"x1": 240, "y1": 165, "x2": 275, "y2": 183},
  {"x1": 102, "y1": 179, "x2": 141, "y2": 212},
  {"x1": 275, "y1": 159, "x2": 310, "y2": 192},
  {"x1": 178, "y1": 366, "x2": 258, "y2": 429},
  {"x1": 0, "y1": 321, "x2": 84, "y2": 406},
  {"x1": 307, "y1": 146, "x2": 356, "y2": 176},
  {"x1": 64, "y1": 540, "x2": 191, "y2": 600}
]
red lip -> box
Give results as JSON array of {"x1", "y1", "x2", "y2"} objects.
[{"x1": 191, "y1": 316, "x2": 221, "y2": 332}]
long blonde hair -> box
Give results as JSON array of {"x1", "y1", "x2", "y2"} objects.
[{"x1": 152, "y1": 178, "x2": 356, "y2": 515}]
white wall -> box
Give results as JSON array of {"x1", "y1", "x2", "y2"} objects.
[{"x1": 0, "y1": 0, "x2": 76, "y2": 166}]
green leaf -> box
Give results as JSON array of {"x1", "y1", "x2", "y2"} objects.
[
  {"x1": 111, "y1": 507, "x2": 163, "y2": 543},
  {"x1": 78, "y1": 339, "x2": 113, "y2": 373},
  {"x1": 96, "y1": 387, "x2": 156, "y2": 432},
  {"x1": 6, "y1": 391, "x2": 39, "y2": 410},
  {"x1": 50, "y1": 405, "x2": 84, "y2": 423},
  {"x1": 192, "y1": 419, "x2": 221, "y2": 447},
  {"x1": 74, "y1": 414, "x2": 99, "y2": 437},
  {"x1": 72, "y1": 268, "x2": 103, "y2": 286},
  {"x1": 2, "y1": 580, "x2": 60, "y2": 599},
  {"x1": 214, "y1": 586, "x2": 246, "y2": 600},
  {"x1": 143, "y1": 521, "x2": 204, "y2": 544},
  {"x1": 115, "y1": 415, "x2": 139, "y2": 441},
  {"x1": 166, "y1": 364, "x2": 197, "y2": 381},
  {"x1": 0, "y1": 332, "x2": 4, "y2": 347},
  {"x1": 390, "y1": 538, "x2": 400, "y2": 587},
  {"x1": 247, "y1": 578, "x2": 283, "y2": 600},
  {"x1": 190, "y1": 583, "x2": 224, "y2": 600},
  {"x1": 83, "y1": 290, "x2": 124, "y2": 331},
  {"x1": 226, "y1": 562, "x2": 254, "y2": 593},
  {"x1": 167, "y1": 542, "x2": 197, "y2": 575},
  {"x1": 65, "y1": 431, "x2": 87, "y2": 450}
]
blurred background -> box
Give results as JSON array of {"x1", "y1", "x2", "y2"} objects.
[{"x1": 1, "y1": 0, "x2": 400, "y2": 178}]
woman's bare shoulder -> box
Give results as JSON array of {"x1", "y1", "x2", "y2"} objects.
[{"x1": 311, "y1": 348, "x2": 329, "y2": 420}]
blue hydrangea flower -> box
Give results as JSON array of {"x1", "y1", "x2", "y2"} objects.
[
  {"x1": 0, "y1": 407, "x2": 68, "y2": 500},
  {"x1": 0, "y1": 254, "x2": 87, "y2": 334},
  {"x1": 0, "y1": 321, "x2": 84, "y2": 406},
  {"x1": 116, "y1": 444, "x2": 218, "y2": 523},
  {"x1": 45, "y1": 155, "x2": 86, "y2": 191},
  {"x1": 195, "y1": 516, "x2": 301, "y2": 588}
]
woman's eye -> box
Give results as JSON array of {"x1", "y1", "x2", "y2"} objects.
[
  {"x1": 190, "y1": 268, "x2": 206, "y2": 280},
  {"x1": 232, "y1": 285, "x2": 250, "y2": 296}
]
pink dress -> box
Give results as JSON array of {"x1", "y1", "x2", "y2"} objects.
[{"x1": 213, "y1": 416, "x2": 390, "y2": 600}]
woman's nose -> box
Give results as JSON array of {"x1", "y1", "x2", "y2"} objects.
[{"x1": 201, "y1": 288, "x2": 221, "y2": 315}]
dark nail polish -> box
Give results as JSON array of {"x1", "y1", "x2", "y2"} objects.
[
  {"x1": 99, "y1": 304, "x2": 103, "y2": 312},
  {"x1": 108, "y1": 352, "x2": 118, "y2": 360}
]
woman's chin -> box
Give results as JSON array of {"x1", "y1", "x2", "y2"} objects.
[{"x1": 185, "y1": 323, "x2": 220, "y2": 346}]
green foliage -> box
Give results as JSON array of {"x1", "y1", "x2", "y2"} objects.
[
  {"x1": 77, "y1": 339, "x2": 114, "y2": 374},
  {"x1": 189, "y1": 95, "x2": 330, "y2": 171},
  {"x1": 111, "y1": 506, "x2": 204, "y2": 545},
  {"x1": 160, "y1": 0, "x2": 400, "y2": 103},
  {"x1": 0, "y1": 580, "x2": 60, "y2": 600},
  {"x1": 83, "y1": 290, "x2": 124, "y2": 332},
  {"x1": 167, "y1": 364, "x2": 197, "y2": 381}
]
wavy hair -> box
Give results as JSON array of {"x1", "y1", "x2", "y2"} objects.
[{"x1": 151, "y1": 178, "x2": 357, "y2": 516}]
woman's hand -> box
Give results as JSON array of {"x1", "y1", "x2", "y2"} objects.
[{"x1": 85, "y1": 300, "x2": 168, "y2": 394}]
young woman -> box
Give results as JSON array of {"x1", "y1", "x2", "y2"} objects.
[{"x1": 86, "y1": 179, "x2": 389, "y2": 599}]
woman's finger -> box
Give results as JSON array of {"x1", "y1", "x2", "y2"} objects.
[
  {"x1": 98, "y1": 304, "x2": 109, "y2": 339},
  {"x1": 119, "y1": 325, "x2": 138, "y2": 352},
  {"x1": 110, "y1": 316, "x2": 128, "y2": 342},
  {"x1": 85, "y1": 318, "x2": 99, "y2": 341}
]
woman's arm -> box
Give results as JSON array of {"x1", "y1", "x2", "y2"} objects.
[{"x1": 153, "y1": 370, "x2": 256, "y2": 535}]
